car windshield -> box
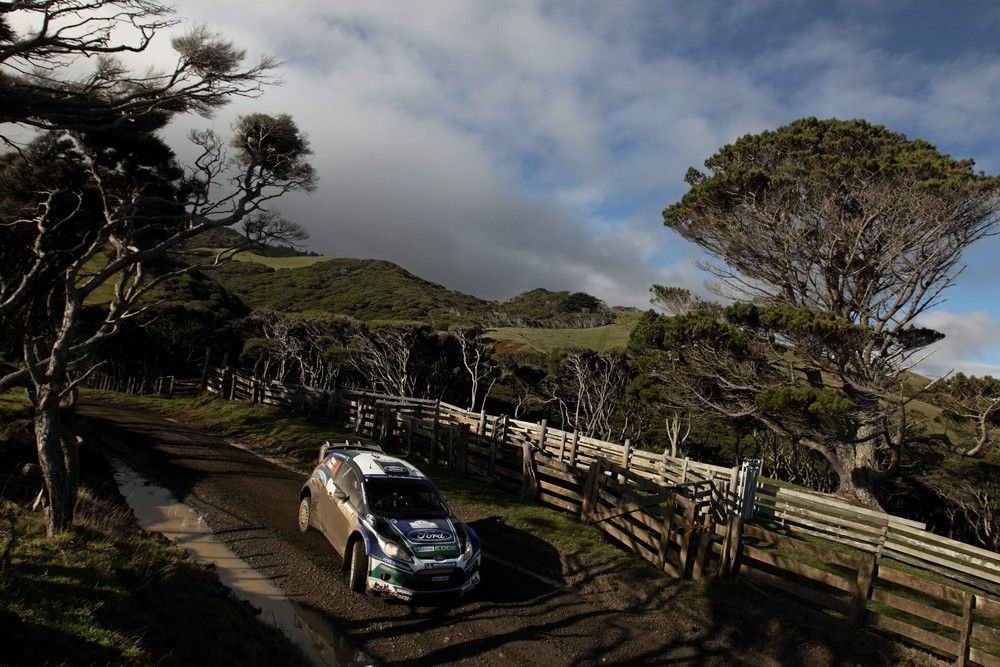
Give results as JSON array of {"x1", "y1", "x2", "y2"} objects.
[{"x1": 364, "y1": 478, "x2": 448, "y2": 519}]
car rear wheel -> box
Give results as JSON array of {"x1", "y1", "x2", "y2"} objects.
[
  {"x1": 297, "y1": 496, "x2": 311, "y2": 533},
  {"x1": 348, "y1": 539, "x2": 368, "y2": 594}
]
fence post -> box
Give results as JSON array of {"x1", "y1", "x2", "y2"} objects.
[
  {"x1": 568, "y1": 431, "x2": 579, "y2": 468},
  {"x1": 558, "y1": 431, "x2": 568, "y2": 461},
  {"x1": 431, "y1": 399, "x2": 441, "y2": 463},
  {"x1": 200, "y1": 346, "x2": 211, "y2": 390},
  {"x1": 167, "y1": 376, "x2": 175, "y2": 397},
  {"x1": 478, "y1": 409, "x2": 486, "y2": 436},
  {"x1": 354, "y1": 399, "x2": 363, "y2": 434},
  {"x1": 581, "y1": 458, "x2": 604, "y2": 523},
  {"x1": 520, "y1": 438, "x2": 538, "y2": 501},
  {"x1": 447, "y1": 425, "x2": 457, "y2": 470},
  {"x1": 620, "y1": 439, "x2": 631, "y2": 484},
  {"x1": 487, "y1": 416, "x2": 500, "y2": 480},
  {"x1": 849, "y1": 552, "x2": 877, "y2": 627},
  {"x1": 680, "y1": 457, "x2": 689, "y2": 483},
  {"x1": 537, "y1": 419, "x2": 547, "y2": 453},
  {"x1": 957, "y1": 592, "x2": 975, "y2": 666},
  {"x1": 456, "y1": 424, "x2": 469, "y2": 476},
  {"x1": 722, "y1": 515, "x2": 745, "y2": 578},
  {"x1": 680, "y1": 520, "x2": 700, "y2": 579},
  {"x1": 728, "y1": 465, "x2": 739, "y2": 515},
  {"x1": 692, "y1": 523, "x2": 712, "y2": 580},
  {"x1": 658, "y1": 497, "x2": 676, "y2": 571},
  {"x1": 405, "y1": 416, "x2": 414, "y2": 457}
]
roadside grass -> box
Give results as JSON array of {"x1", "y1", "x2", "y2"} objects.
[
  {"x1": 487, "y1": 309, "x2": 643, "y2": 353},
  {"x1": 0, "y1": 485, "x2": 306, "y2": 666},
  {"x1": 0, "y1": 389, "x2": 30, "y2": 424},
  {"x1": 86, "y1": 390, "x2": 355, "y2": 461}
]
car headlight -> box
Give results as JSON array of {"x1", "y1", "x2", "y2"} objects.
[
  {"x1": 383, "y1": 540, "x2": 412, "y2": 563},
  {"x1": 463, "y1": 537, "x2": 475, "y2": 559}
]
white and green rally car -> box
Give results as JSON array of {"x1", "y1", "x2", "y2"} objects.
[{"x1": 298, "y1": 442, "x2": 481, "y2": 600}]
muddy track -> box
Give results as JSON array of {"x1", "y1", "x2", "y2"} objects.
[{"x1": 76, "y1": 397, "x2": 898, "y2": 666}]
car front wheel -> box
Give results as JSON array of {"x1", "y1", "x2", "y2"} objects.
[
  {"x1": 297, "y1": 496, "x2": 311, "y2": 533},
  {"x1": 348, "y1": 539, "x2": 368, "y2": 594}
]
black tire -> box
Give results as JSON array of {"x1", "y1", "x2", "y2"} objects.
[
  {"x1": 297, "y1": 496, "x2": 311, "y2": 533},
  {"x1": 347, "y1": 539, "x2": 368, "y2": 594}
]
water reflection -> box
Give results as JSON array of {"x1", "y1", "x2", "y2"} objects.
[{"x1": 111, "y1": 460, "x2": 374, "y2": 667}]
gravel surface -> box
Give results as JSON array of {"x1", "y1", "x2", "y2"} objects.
[{"x1": 76, "y1": 397, "x2": 908, "y2": 667}]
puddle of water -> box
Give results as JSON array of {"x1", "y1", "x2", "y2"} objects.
[{"x1": 111, "y1": 460, "x2": 374, "y2": 667}]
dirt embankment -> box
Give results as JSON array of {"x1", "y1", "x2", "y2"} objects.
[{"x1": 77, "y1": 396, "x2": 912, "y2": 666}]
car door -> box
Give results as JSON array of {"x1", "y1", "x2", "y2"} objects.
[
  {"x1": 311, "y1": 455, "x2": 342, "y2": 539},
  {"x1": 325, "y1": 465, "x2": 362, "y2": 555}
]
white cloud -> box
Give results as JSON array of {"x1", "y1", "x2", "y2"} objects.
[
  {"x1": 17, "y1": 1, "x2": 1000, "y2": 353},
  {"x1": 913, "y1": 311, "x2": 1000, "y2": 378}
]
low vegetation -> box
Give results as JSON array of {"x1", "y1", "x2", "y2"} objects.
[{"x1": 487, "y1": 308, "x2": 642, "y2": 353}]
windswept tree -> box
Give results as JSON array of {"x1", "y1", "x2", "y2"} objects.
[
  {"x1": 653, "y1": 118, "x2": 1000, "y2": 507},
  {"x1": 545, "y1": 349, "x2": 633, "y2": 440},
  {"x1": 933, "y1": 374, "x2": 1000, "y2": 457},
  {"x1": 0, "y1": 2, "x2": 315, "y2": 534},
  {"x1": 450, "y1": 326, "x2": 495, "y2": 411},
  {"x1": 0, "y1": 2, "x2": 276, "y2": 141}
]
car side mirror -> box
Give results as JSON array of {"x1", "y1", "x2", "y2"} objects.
[{"x1": 333, "y1": 489, "x2": 348, "y2": 501}]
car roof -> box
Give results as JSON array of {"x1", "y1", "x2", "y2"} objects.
[{"x1": 349, "y1": 451, "x2": 428, "y2": 480}]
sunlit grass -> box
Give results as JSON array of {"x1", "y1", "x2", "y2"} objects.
[{"x1": 487, "y1": 309, "x2": 643, "y2": 353}]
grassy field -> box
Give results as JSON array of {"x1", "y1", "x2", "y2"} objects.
[
  {"x1": 487, "y1": 309, "x2": 643, "y2": 353},
  {"x1": 228, "y1": 250, "x2": 331, "y2": 270}
]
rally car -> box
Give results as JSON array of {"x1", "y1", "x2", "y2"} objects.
[{"x1": 298, "y1": 441, "x2": 481, "y2": 600}]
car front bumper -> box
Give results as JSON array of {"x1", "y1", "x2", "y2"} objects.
[{"x1": 367, "y1": 555, "x2": 481, "y2": 600}]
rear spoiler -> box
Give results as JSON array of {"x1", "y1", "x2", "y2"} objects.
[{"x1": 319, "y1": 440, "x2": 384, "y2": 463}]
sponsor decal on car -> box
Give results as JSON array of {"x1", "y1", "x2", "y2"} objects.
[
  {"x1": 409, "y1": 520, "x2": 437, "y2": 529},
  {"x1": 413, "y1": 544, "x2": 456, "y2": 554},
  {"x1": 422, "y1": 561, "x2": 456, "y2": 569},
  {"x1": 409, "y1": 530, "x2": 451, "y2": 542}
]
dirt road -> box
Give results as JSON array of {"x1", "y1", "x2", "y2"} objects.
[{"x1": 77, "y1": 397, "x2": 897, "y2": 666}]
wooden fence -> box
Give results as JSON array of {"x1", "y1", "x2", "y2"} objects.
[
  {"x1": 88, "y1": 373, "x2": 200, "y2": 397},
  {"x1": 121, "y1": 366, "x2": 1000, "y2": 664}
]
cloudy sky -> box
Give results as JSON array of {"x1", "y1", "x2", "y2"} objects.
[{"x1": 144, "y1": 2, "x2": 1000, "y2": 376}]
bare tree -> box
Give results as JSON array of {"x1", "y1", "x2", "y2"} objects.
[
  {"x1": 934, "y1": 374, "x2": 1000, "y2": 457},
  {"x1": 450, "y1": 326, "x2": 494, "y2": 411},
  {"x1": 925, "y1": 476, "x2": 999, "y2": 551},
  {"x1": 547, "y1": 350, "x2": 632, "y2": 440},
  {"x1": 350, "y1": 326, "x2": 420, "y2": 398}
]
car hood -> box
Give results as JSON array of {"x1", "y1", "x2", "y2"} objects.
[{"x1": 386, "y1": 517, "x2": 461, "y2": 559}]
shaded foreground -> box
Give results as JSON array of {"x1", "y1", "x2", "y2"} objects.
[
  {"x1": 0, "y1": 448, "x2": 307, "y2": 665},
  {"x1": 72, "y1": 394, "x2": 932, "y2": 665}
]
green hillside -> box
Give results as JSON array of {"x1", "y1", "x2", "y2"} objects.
[
  {"x1": 204, "y1": 257, "x2": 490, "y2": 326},
  {"x1": 497, "y1": 288, "x2": 610, "y2": 321}
]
